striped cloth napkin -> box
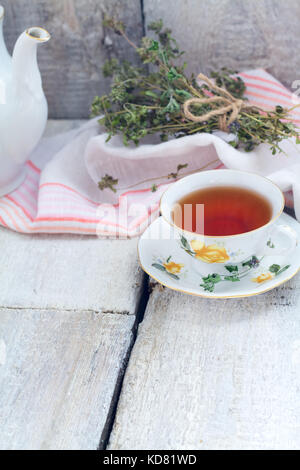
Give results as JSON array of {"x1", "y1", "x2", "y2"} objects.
[{"x1": 0, "y1": 69, "x2": 299, "y2": 237}]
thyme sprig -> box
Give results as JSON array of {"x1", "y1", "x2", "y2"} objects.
[{"x1": 92, "y1": 17, "x2": 299, "y2": 154}]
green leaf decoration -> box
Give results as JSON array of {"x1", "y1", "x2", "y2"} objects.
[
  {"x1": 199, "y1": 255, "x2": 262, "y2": 292},
  {"x1": 200, "y1": 273, "x2": 222, "y2": 292},
  {"x1": 224, "y1": 276, "x2": 240, "y2": 282},
  {"x1": 200, "y1": 283, "x2": 214, "y2": 293},
  {"x1": 180, "y1": 235, "x2": 189, "y2": 249},
  {"x1": 225, "y1": 265, "x2": 239, "y2": 273},
  {"x1": 167, "y1": 272, "x2": 180, "y2": 280},
  {"x1": 275, "y1": 265, "x2": 290, "y2": 276},
  {"x1": 180, "y1": 235, "x2": 196, "y2": 256},
  {"x1": 202, "y1": 274, "x2": 221, "y2": 283},
  {"x1": 242, "y1": 256, "x2": 260, "y2": 268},
  {"x1": 269, "y1": 264, "x2": 281, "y2": 274},
  {"x1": 152, "y1": 260, "x2": 180, "y2": 280},
  {"x1": 152, "y1": 263, "x2": 166, "y2": 272}
]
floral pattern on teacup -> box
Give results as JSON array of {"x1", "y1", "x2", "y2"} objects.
[
  {"x1": 152, "y1": 256, "x2": 184, "y2": 280},
  {"x1": 252, "y1": 272, "x2": 274, "y2": 283},
  {"x1": 190, "y1": 239, "x2": 230, "y2": 264},
  {"x1": 150, "y1": 252, "x2": 291, "y2": 293},
  {"x1": 180, "y1": 235, "x2": 230, "y2": 263},
  {"x1": 251, "y1": 263, "x2": 290, "y2": 284},
  {"x1": 199, "y1": 256, "x2": 260, "y2": 292},
  {"x1": 163, "y1": 260, "x2": 184, "y2": 274}
]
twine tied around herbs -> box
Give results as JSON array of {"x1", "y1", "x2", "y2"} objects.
[{"x1": 183, "y1": 73, "x2": 252, "y2": 132}]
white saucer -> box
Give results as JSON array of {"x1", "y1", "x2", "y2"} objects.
[{"x1": 138, "y1": 212, "x2": 300, "y2": 299}]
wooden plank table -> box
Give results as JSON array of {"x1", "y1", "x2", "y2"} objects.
[
  {"x1": 1, "y1": 120, "x2": 300, "y2": 450},
  {"x1": 109, "y1": 280, "x2": 300, "y2": 450},
  {"x1": 0, "y1": 121, "x2": 145, "y2": 450}
]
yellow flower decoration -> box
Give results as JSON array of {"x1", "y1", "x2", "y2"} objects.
[
  {"x1": 190, "y1": 240, "x2": 230, "y2": 264},
  {"x1": 252, "y1": 272, "x2": 274, "y2": 284},
  {"x1": 163, "y1": 261, "x2": 184, "y2": 274}
]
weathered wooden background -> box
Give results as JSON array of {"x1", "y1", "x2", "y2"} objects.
[{"x1": 1, "y1": 0, "x2": 300, "y2": 118}]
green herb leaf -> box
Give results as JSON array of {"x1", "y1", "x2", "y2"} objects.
[
  {"x1": 93, "y1": 17, "x2": 300, "y2": 152},
  {"x1": 149, "y1": 40, "x2": 159, "y2": 51},
  {"x1": 168, "y1": 163, "x2": 188, "y2": 179},
  {"x1": 145, "y1": 90, "x2": 159, "y2": 99},
  {"x1": 98, "y1": 174, "x2": 118, "y2": 193},
  {"x1": 167, "y1": 67, "x2": 182, "y2": 81},
  {"x1": 228, "y1": 140, "x2": 238, "y2": 148}
]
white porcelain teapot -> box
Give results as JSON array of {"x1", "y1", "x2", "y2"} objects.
[{"x1": 0, "y1": 5, "x2": 50, "y2": 196}]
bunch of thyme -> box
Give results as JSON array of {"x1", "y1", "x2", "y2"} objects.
[{"x1": 92, "y1": 17, "x2": 299, "y2": 155}]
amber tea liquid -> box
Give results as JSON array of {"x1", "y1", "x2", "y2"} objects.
[{"x1": 172, "y1": 186, "x2": 272, "y2": 236}]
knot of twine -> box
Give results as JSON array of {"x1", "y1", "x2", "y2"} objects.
[{"x1": 183, "y1": 73, "x2": 249, "y2": 132}]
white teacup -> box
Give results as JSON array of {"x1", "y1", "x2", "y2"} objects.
[{"x1": 160, "y1": 169, "x2": 298, "y2": 273}]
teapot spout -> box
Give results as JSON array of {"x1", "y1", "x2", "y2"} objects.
[
  {"x1": 25, "y1": 26, "x2": 51, "y2": 45},
  {"x1": 12, "y1": 26, "x2": 50, "y2": 96},
  {"x1": 7, "y1": 26, "x2": 51, "y2": 165},
  {"x1": 26, "y1": 26, "x2": 51, "y2": 41}
]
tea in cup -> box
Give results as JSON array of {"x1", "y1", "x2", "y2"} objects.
[{"x1": 160, "y1": 169, "x2": 297, "y2": 272}]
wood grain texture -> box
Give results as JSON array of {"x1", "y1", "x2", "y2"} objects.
[
  {"x1": 0, "y1": 227, "x2": 143, "y2": 313},
  {"x1": 144, "y1": 0, "x2": 300, "y2": 90},
  {"x1": 1, "y1": 121, "x2": 143, "y2": 312},
  {"x1": 0, "y1": 308, "x2": 135, "y2": 450},
  {"x1": 3, "y1": 0, "x2": 300, "y2": 118},
  {"x1": 0, "y1": 120, "x2": 145, "y2": 449},
  {"x1": 109, "y1": 277, "x2": 300, "y2": 450},
  {"x1": 1, "y1": 0, "x2": 143, "y2": 118}
]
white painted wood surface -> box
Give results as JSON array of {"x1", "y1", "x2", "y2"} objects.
[
  {"x1": 2, "y1": 120, "x2": 300, "y2": 450},
  {"x1": 0, "y1": 120, "x2": 144, "y2": 449},
  {"x1": 0, "y1": 309, "x2": 135, "y2": 450},
  {"x1": 109, "y1": 277, "x2": 300, "y2": 450},
  {"x1": 0, "y1": 228, "x2": 143, "y2": 314},
  {"x1": 0, "y1": 120, "x2": 144, "y2": 314}
]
